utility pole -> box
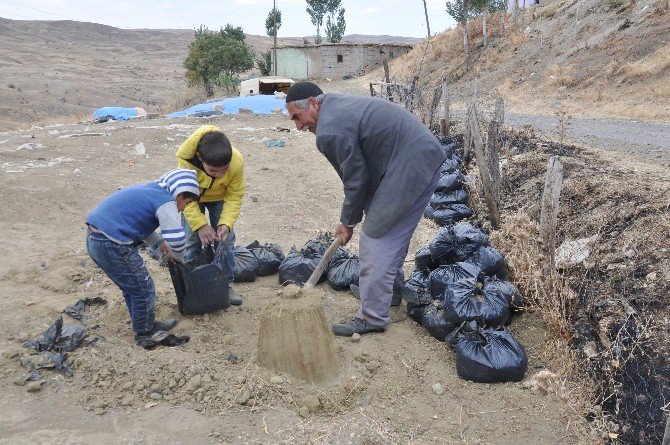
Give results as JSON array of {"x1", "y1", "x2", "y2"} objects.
[
  {"x1": 273, "y1": 0, "x2": 278, "y2": 76},
  {"x1": 422, "y1": 0, "x2": 431, "y2": 37}
]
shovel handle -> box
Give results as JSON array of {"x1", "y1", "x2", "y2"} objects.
[{"x1": 303, "y1": 236, "x2": 344, "y2": 289}]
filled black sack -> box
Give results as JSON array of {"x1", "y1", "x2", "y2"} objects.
[
  {"x1": 233, "y1": 246, "x2": 259, "y2": 282},
  {"x1": 429, "y1": 222, "x2": 490, "y2": 266},
  {"x1": 430, "y1": 190, "x2": 469, "y2": 208},
  {"x1": 435, "y1": 171, "x2": 465, "y2": 193},
  {"x1": 278, "y1": 245, "x2": 325, "y2": 286},
  {"x1": 401, "y1": 269, "x2": 433, "y2": 306},
  {"x1": 302, "y1": 232, "x2": 334, "y2": 256},
  {"x1": 414, "y1": 245, "x2": 435, "y2": 271},
  {"x1": 246, "y1": 241, "x2": 285, "y2": 276},
  {"x1": 422, "y1": 304, "x2": 458, "y2": 341},
  {"x1": 484, "y1": 277, "x2": 524, "y2": 310},
  {"x1": 429, "y1": 262, "x2": 482, "y2": 299},
  {"x1": 407, "y1": 302, "x2": 429, "y2": 324},
  {"x1": 448, "y1": 321, "x2": 528, "y2": 383},
  {"x1": 424, "y1": 204, "x2": 436, "y2": 219},
  {"x1": 444, "y1": 278, "x2": 510, "y2": 327},
  {"x1": 465, "y1": 246, "x2": 506, "y2": 278},
  {"x1": 169, "y1": 245, "x2": 229, "y2": 315},
  {"x1": 439, "y1": 158, "x2": 460, "y2": 175},
  {"x1": 327, "y1": 254, "x2": 360, "y2": 291},
  {"x1": 441, "y1": 141, "x2": 456, "y2": 158},
  {"x1": 433, "y1": 204, "x2": 473, "y2": 226}
]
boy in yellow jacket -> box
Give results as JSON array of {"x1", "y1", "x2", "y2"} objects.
[{"x1": 176, "y1": 125, "x2": 245, "y2": 305}]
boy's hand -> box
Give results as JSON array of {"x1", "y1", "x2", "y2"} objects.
[
  {"x1": 157, "y1": 241, "x2": 175, "y2": 263},
  {"x1": 217, "y1": 224, "x2": 230, "y2": 241},
  {"x1": 198, "y1": 225, "x2": 219, "y2": 246}
]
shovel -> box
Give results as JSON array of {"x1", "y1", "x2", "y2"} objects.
[{"x1": 303, "y1": 236, "x2": 344, "y2": 290}]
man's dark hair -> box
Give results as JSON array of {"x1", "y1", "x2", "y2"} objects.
[
  {"x1": 197, "y1": 131, "x2": 232, "y2": 167},
  {"x1": 179, "y1": 191, "x2": 199, "y2": 202}
]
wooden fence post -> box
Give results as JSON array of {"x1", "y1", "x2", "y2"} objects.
[
  {"x1": 469, "y1": 104, "x2": 501, "y2": 228},
  {"x1": 383, "y1": 59, "x2": 392, "y2": 101},
  {"x1": 440, "y1": 77, "x2": 450, "y2": 137},
  {"x1": 539, "y1": 156, "x2": 564, "y2": 270},
  {"x1": 463, "y1": 103, "x2": 474, "y2": 165},
  {"x1": 428, "y1": 82, "x2": 442, "y2": 131},
  {"x1": 494, "y1": 97, "x2": 505, "y2": 124},
  {"x1": 486, "y1": 120, "x2": 501, "y2": 204}
]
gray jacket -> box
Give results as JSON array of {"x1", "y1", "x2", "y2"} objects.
[{"x1": 315, "y1": 93, "x2": 446, "y2": 238}]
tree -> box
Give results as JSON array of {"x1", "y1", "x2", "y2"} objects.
[
  {"x1": 257, "y1": 50, "x2": 273, "y2": 76},
  {"x1": 265, "y1": 7, "x2": 282, "y2": 37},
  {"x1": 324, "y1": 0, "x2": 346, "y2": 43},
  {"x1": 184, "y1": 25, "x2": 254, "y2": 97},
  {"x1": 306, "y1": 0, "x2": 327, "y2": 44},
  {"x1": 446, "y1": 0, "x2": 487, "y2": 55},
  {"x1": 220, "y1": 23, "x2": 246, "y2": 42}
]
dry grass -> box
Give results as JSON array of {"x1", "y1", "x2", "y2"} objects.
[
  {"x1": 615, "y1": 45, "x2": 670, "y2": 83},
  {"x1": 490, "y1": 212, "x2": 574, "y2": 336},
  {"x1": 547, "y1": 64, "x2": 577, "y2": 87},
  {"x1": 160, "y1": 85, "x2": 210, "y2": 115}
]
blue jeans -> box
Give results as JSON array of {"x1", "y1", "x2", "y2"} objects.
[
  {"x1": 86, "y1": 233, "x2": 156, "y2": 335},
  {"x1": 183, "y1": 201, "x2": 235, "y2": 287}
]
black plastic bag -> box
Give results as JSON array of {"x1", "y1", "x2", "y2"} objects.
[
  {"x1": 278, "y1": 244, "x2": 325, "y2": 286},
  {"x1": 424, "y1": 204, "x2": 436, "y2": 219},
  {"x1": 439, "y1": 158, "x2": 460, "y2": 175},
  {"x1": 63, "y1": 296, "x2": 107, "y2": 320},
  {"x1": 302, "y1": 232, "x2": 334, "y2": 256},
  {"x1": 429, "y1": 222, "x2": 490, "y2": 266},
  {"x1": 448, "y1": 321, "x2": 527, "y2": 383},
  {"x1": 401, "y1": 269, "x2": 433, "y2": 306},
  {"x1": 484, "y1": 277, "x2": 524, "y2": 310},
  {"x1": 23, "y1": 316, "x2": 89, "y2": 353},
  {"x1": 407, "y1": 302, "x2": 429, "y2": 324},
  {"x1": 433, "y1": 204, "x2": 473, "y2": 226},
  {"x1": 430, "y1": 190, "x2": 469, "y2": 208},
  {"x1": 327, "y1": 254, "x2": 360, "y2": 291},
  {"x1": 429, "y1": 262, "x2": 482, "y2": 299},
  {"x1": 443, "y1": 278, "x2": 510, "y2": 327},
  {"x1": 435, "y1": 171, "x2": 465, "y2": 193},
  {"x1": 168, "y1": 245, "x2": 230, "y2": 315},
  {"x1": 465, "y1": 246, "x2": 506, "y2": 278},
  {"x1": 441, "y1": 141, "x2": 456, "y2": 158},
  {"x1": 135, "y1": 331, "x2": 190, "y2": 350},
  {"x1": 414, "y1": 245, "x2": 435, "y2": 271},
  {"x1": 422, "y1": 303, "x2": 457, "y2": 341},
  {"x1": 246, "y1": 241, "x2": 285, "y2": 276},
  {"x1": 233, "y1": 246, "x2": 260, "y2": 282}
]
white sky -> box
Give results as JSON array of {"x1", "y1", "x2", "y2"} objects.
[{"x1": 0, "y1": 0, "x2": 457, "y2": 38}]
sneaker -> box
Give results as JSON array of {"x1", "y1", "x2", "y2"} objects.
[
  {"x1": 228, "y1": 288, "x2": 243, "y2": 306},
  {"x1": 153, "y1": 318, "x2": 177, "y2": 331},
  {"x1": 332, "y1": 317, "x2": 386, "y2": 337},
  {"x1": 349, "y1": 284, "x2": 402, "y2": 307}
]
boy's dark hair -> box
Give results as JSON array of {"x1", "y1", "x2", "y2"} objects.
[
  {"x1": 197, "y1": 131, "x2": 232, "y2": 167},
  {"x1": 179, "y1": 191, "x2": 199, "y2": 202}
]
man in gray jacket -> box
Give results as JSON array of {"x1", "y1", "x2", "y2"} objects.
[{"x1": 285, "y1": 81, "x2": 446, "y2": 336}]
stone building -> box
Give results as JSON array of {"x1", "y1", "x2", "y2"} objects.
[{"x1": 272, "y1": 43, "x2": 413, "y2": 80}]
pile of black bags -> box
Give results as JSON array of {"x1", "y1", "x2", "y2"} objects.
[{"x1": 402, "y1": 139, "x2": 527, "y2": 383}]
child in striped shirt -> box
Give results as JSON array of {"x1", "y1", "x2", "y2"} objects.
[{"x1": 85, "y1": 169, "x2": 200, "y2": 344}]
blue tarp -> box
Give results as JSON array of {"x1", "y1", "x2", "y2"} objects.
[
  {"x1": 166, "y1": 95, "x2": 288, "y2": 119},
  {"x1": 93, "y1": 107, "x2": 141, "y2": 121}
]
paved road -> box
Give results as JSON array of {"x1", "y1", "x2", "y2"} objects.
[{"x1": 453, "y1": 110, "x2": 670, "y2": 167}]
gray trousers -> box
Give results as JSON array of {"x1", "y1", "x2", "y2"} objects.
[{"x1": 356, "y1": 169, "x2": 440, "y2": 328}]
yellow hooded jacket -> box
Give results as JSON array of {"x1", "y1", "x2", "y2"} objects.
[{"x1": 176, "y1": 125, "x2": 245, "y2": 232}]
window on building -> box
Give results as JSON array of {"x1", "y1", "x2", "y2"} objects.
[
  {"x1": 337, "y1": 55, "x2": 343, "y2": 63},
  {"x1": 390, "y1": 51, "x2": 394, "y2": 58}
]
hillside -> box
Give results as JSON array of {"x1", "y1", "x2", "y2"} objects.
[
  {"x1": 0, "y1": 18, "x2": 417, "y2": 131},
  {"x1": 366, "y1": 0, "x2": 670, "y2": 123}
]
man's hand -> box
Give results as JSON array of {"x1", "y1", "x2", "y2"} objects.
[
  {"x1": 335, "y1": 223, "x2": 354, "y2": 245},
  {"x1": 157, "y1": 241, "x2": 175, "y2": 263},
  {"x1": 197, "y1": 225, "x2": 219, "y2": 246},
  {"x1": 217, "y1": 224, "x2": 230, "y2": 241}
]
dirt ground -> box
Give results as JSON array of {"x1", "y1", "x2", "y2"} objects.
[{"x1": 0, "y1": 113, "x2": 593, "y2": 444}]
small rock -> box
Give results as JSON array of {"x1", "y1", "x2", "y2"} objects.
[
  {"x1": 237, "y1": 390, "x2": 251, "y2": 405},
  {"x1": 26, "y1": 381, "x2": 43, "y2": 392},
  {"x1": 298, "y1": 406, "x2": 310, "y2": 418},
  {"x1": 94, "y1": 408, "x2": 106, "y2": 416},
  {"x1": 236, "y1": 375, "x2": 246, "y2": 385},
  {"x1": 144, "y1": 402, "x2": 158, "y2": 409},
  {"x1": 646, "y1": 272, "x2": 657, "y2": 281},
  {"x1": 270, "y1": 375, "x2": 284, "y2": 384},
  {"x1": 150, "y1": 392, "x2": 163, "y2": 400},
  {"x1": 300, "y1": 395, "x2": 321, "y2": 413},
  {"x1": 351, "y1": 333, "x2": 361, "y2": 342},
  {"x1": 432, "y1": 383, "x2": 444, "y2": 395}
]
